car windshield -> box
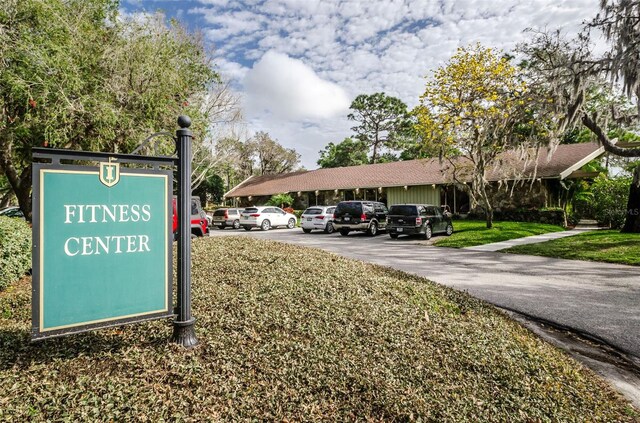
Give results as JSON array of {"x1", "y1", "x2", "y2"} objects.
[
  {"x1": 303, "y1": 208, "x2": 323, "y2": 215},
  {"x1": 389, "y1": 205, "x2": 417, "y2": 216},
  {"x1": 213, "y1": 209, "x2": 226, "y2": 216},
  {"x1": 191, "y1": 200, "x2": 199, "y2": 215},
  {"x1": 244, "y1": 208, "x2": 258, "y2": 213},
  {"x1": 335, "y1": 202, "x2": 362, "y2": 214}
]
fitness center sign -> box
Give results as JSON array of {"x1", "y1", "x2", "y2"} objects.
[{"x1": 32, "y1": 155, "x2": 173, "y2": 340}]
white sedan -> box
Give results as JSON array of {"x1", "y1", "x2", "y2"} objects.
[
  {"x1": 300, "y1": 206, "x2": 336, "y2": 233},
  {"x1": 240, "y1": 206, "x2": 297, "y2": 231}
]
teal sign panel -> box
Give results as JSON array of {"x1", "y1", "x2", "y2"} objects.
[{"x1": 32, "y1": 163, "x2": 173, "y2": 340}]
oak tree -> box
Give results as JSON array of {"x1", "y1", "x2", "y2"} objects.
[
  {"x1": 0, "y1": 0, "x2": 222, "y2": 220},
  {"x1": 250, "y1": 132, "x2": 301, "y2": 176},
  {"x1": 520, "y1": 0, "x2": 640, "y2": 232},
  {"x1": 317, "y1": 138, "x2": 369, "y2": 168}
]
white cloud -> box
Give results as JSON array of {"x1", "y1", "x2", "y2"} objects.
[
  {"x1": 135, "y1": 0, "x2": 606, "y2": 168},
  {"x1": 243, "y1": 51, "x2": 350, "y2": 120}
]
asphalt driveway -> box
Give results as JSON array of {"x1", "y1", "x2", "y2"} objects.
[{"x1": 208, "y1": 228, "x2": 640, "y2": 360}]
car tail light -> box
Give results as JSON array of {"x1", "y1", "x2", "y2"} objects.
[
  {"x1": 360, "y1": 213, "x2": 366, "y2": 221},
  {"x1": 224, "y1": 211, "x2": 229, "y2": 219},
  {"x1": 333, "y1": 213, "x2": 336, "y2": 219},
  {"x1": 315, "y1": 216, "x2": 325, "y2": 220},
  {"x1": 250, "y1": 213, "x2": 261, "y2": 217},
  {"x1": 416, "y1": 217, "x2": 422, "y2": 225}
]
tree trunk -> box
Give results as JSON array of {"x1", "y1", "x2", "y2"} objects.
[
  {"x1": 0, "y1": 144, "x2": 32, "y2": 221},
  {"x1": 621, "y1": 164, "x2": 640, "y2": 233},
  {"x1": 0, "y1": 192, "x2": 11, "y2": 208},
  {"x1": 478, "y1": 177, "x2": 493, "y2": 229},
  {"x1": 371, "y1": 141, "x2": 379, "y2": 164},
  {"x1": 485, "y1": 207, "x2": 493, "y2": 229},
  {"x1": 14, "y1": 175, "x2": 32, "y2": 222}
]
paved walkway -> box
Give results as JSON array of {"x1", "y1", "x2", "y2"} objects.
[{"x1": 464, "y1": 227, "x2": 599, "y2": 252}]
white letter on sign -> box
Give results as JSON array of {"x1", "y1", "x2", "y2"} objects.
[
  {"x1": 64, "y1": 205, "x2": 76, "y2": 224},
  {"x1": 64, "y1": 237, "x2": 80, "y2": 256}
]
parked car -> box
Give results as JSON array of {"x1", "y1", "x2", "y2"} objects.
[
  {"x1": 211, "y1": 208, "x2": 242, "y2": 229},
  {"x1": 0, "y1": 206, "x2": 24, "y2": 218},
  {"x1": 240, "y1": 206, "x2": 297, "y2": 231},
  {"x1": 332, "y1": 201, "x2": 388, "y2": 236},
  {"x1": 387, "y1": 204, "x2": 453, "y2": 240},
  {"x1": 172, "y1": 197, "x2": 209, "y2": 239},
  {"x1": 300, "y1": 206, "x2": 336, "y2": 233}
]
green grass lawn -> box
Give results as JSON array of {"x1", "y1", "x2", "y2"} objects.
[
  {"x1": 0, "y1": 237, "x2": 635, "y2": 421},
  {"x1": 434, "y1": 220, "x2": 566, "y2": 248},
  {"x1": 503, "y1": 230, "x2": 640, "y2": 266}
]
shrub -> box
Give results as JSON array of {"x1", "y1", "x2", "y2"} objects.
[
  {"x1": 0, "y1": 216, "x2": 31, "y2": 290},
  {"x1": 590, "y1": 175, "x2": 631, "y2": 228},
  {"x1": 467, "y1": 208, "x2": 567, "y2": 226},
  {"x1": 267, "y1": 193, "x2": 294, "y2": 208}
]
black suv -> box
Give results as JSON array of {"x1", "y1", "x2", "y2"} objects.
[
  {"x1": 332, "y1": 201, "x2": 388, "y2": 236},
  {"x1": 387, "y1": 204, "x2": 453, "y2": 240}
]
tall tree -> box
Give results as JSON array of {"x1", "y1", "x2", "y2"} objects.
[
  {"x1": 0, "y1": 0, "x2": 221, "y2": 220},
  {"x1": 519, "y1": 1, "x2": 640, "y2": 232},
  {"x1": 250, "y1": 132, "x2": 301, "y2": 175},
  {"x1": 415, "y1": 44, "x2": 559, "y2": 228},
  {"x1": 193, "y1": 173, "x2": 225, "y2": 205},
  {"x1": 317, "y1": 138, "x2": 369, "y2": 168},
  {"x1": 347, "y1": 92, "x2": 412, "y2": 164}
]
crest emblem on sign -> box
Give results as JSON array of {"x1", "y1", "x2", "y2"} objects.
[{"x1": 99, "y1": 158, "x2": 120, "y2": 187}]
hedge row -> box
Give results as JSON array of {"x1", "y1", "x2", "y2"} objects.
[
  {"x1": 0, "y1": 216, "x2": 31, "y2": 290},
  {"x1": 466, "y1": 208, "x2": 567, "y2": 226}
]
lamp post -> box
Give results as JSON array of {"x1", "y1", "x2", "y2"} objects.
[{"x1": 171, "y1": 115, "x2": 198, "y2": 347}]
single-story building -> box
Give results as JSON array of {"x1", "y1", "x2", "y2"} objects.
[{"x1": 224, "y1": 142, "x2": 605, "y2": 213}]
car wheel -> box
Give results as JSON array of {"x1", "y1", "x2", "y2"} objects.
[
  {"x1": 217, "y1": 225, "x2": 225, "y2": 229},
  {"x1": 233, "y1": 220, "x2": 240, "y2": 229},
  {"x1": 339, "y1": 229, "x2": 350, "y2": 236},
  {"x1": 367, "y1": 221, "x2": 378, "y2": 236},
  {"x1": 325, "y1": 222, "x2": 335, "y2": 234},
  {"x1": 423, "y1": 225, "x2": 432, "y2": 240},
  {"x1": 445, "y1": 223, "x2": 454, "y2": 236},
  {"x1": 261, "y1": 220, "x2": 271, "y2": 231},
  {"x1": 243, "y1": 226, "x2": 252, "y2": 231},
  {"x1": 302, "y1": 228, "x2": 312, "y2": 233},
  {"x1": 191, "y1": 233, "x2": 197, "y2": 239},
  {"x1": 389, "y1": 232, "x2": 398, "y2": 239},
  {"x1": 287, "y1": 218, "x2": 295, "y2": 229}
]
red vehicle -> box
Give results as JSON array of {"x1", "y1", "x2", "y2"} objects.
[{"x1": 172, "y1": 196, "x2": 209, "y2": 239}]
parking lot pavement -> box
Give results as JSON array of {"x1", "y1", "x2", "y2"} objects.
[{"x1": 208, "y1": 228, "x2": 640, "y2": 360}]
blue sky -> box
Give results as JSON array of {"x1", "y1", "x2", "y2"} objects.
[{"x1": 122, "y1": 0, "x2": 599, "y2": 169}]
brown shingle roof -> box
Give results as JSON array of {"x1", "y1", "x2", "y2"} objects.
[{"x1": 225, "y1": 142, "x2": 603, "y2": 198}]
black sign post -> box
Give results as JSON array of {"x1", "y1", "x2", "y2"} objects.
[{"x1": 171, "y1": 115, "x2": 198, "y2": 347}]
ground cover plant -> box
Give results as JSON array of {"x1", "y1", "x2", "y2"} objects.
[
  {"x1": 503, "y1": 230, "x2": 640, "y2": 266},
  {"x1": 0, "y1": 216, "x2": 31, "y2": 290},
  {"x1": 0, "y1": 237, "x2": 635, "y2": 421},
  {"x1": 434, "y1": 220, "x2": 565, "y2": 248}
]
